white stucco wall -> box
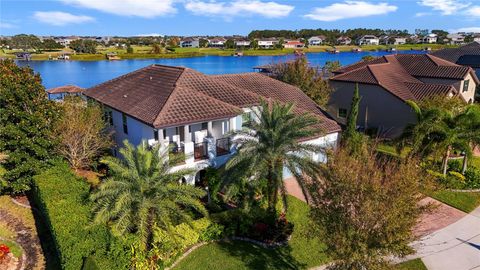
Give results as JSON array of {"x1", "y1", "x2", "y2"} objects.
[{"x1": 109, "y1": 107, "x2": 155, "y2": 149}]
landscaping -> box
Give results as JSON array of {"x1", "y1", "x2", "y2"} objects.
[
  {"x1": 430, "y1": 190, "x2": 480, "y2": 213},
  {"x1": 395, "y1": 259, "x2": 428, "y2": 270},
  {"x1": 174, "y1": 196, "x2": 329, "y2": 270}
]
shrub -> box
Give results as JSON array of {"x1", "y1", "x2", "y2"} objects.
[{"x1": 32, "y1": 162, "x2": 131, "y2": 270}]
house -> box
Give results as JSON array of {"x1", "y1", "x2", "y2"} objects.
[
  {"x1": 257, "y1": 38, "x2": 278, "y2": 49},
  {"x1": 180, "y1": 37, "x2": 200, "y2": 48},
  {"x1": 328, "y1": 54, "x2": 478, "y2": 138},
  {"x1": 447, "y1": 33, "x2": 465, "y2": 45},
  {"x1": 356, "y1": 35, "x2": 379, "y2": 46},
  {"x1": 208, "y1": 37, "x2": 226, "y2": 48},
  {"x1": 46, "y1": 85, "x2": 84, "y2": 101},
  {"x1": 422, "y1": 33, "x2": 438, "y2": 44},
  {"x1": 284, "y1": 40, "x2": 304, "y2": 49},
  {"x1": 83, "y1": 65, "x2": 341, "y2": 185},
  {"x1": 431, "y1": 42, "x2": 480, "y2": 76},
  {"x1": 380, "y1": 36, "x2": 407, "y2": 45},
  {"x1": 308, "y1": 36, "x2": 326, "y2": 46},
  {"x1": 336, "y1": 36, "x2": 352, "y2": 45},
  {"x1": 473, "y1": 35, "x2": 480, "y2": 43},
  {"x1": 234, "y1": 39, "x2": 251, "y2": 48}
]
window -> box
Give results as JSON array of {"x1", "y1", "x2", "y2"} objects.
[
  {"x1": 153, "y1": 130, "x2": 159, "y2": 141},
  {"x1": 463, "y1": 79, "x2": 470, "y2": 92},
  {"x1": 338, "y1": 108, "x2": 348, "y2": 118},
  {"x1": 163, "y1": 129, "x2": 167, "y2": 139},
  {"x1": 201, "y1": 122, "x2": 208, "y2": 130},
  {"x1": 103, "y1": 110, "x2": 113, "y2": 126},
  {"x1": 122, "y1": 113, "x2": 128, "y2": 134}
]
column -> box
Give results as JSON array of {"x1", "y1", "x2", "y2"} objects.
[
  {"x1": 207, "y1": 121, "x2": 213, "y2": 137},
  {"x1": 184, "y1": 125, "x2": 191, "y2": 143}
]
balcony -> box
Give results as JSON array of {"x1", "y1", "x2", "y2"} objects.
[
  {"x1": 169, "y1": 142, "x2": 185, "y2": 166},
  {"x1": 216, "y1": 137, "x2": 231, "y2": 156},
  {"x1": 194, "y1": 142, "x2": 208, "y2": 161}
]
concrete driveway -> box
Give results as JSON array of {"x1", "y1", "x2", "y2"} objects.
[{"x1": 410, "y1": 206, "x2": 480, "y2": 270}]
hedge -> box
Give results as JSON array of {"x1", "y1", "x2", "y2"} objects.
[{"x1": 33, "y1": 162, "x2": 131, "y2": 269}]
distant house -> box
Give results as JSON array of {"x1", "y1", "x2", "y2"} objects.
[
  {"x1": 447, "y1": 33, "x2": 465, "y2": 45},
  {"x1": 380, "y1": 36, "x2": 407, "y2": 45},
  {"x1": 336, "y1": 36, "x2": 352, "y2": 45},
  {"x1": 308, "y1": 36, "x2": 326, "y2": 46},
  {"x1": 234, "y1": 39, "x2": 251, "y2": 48},
  {"x1": 180, "y1": 37, "x2": 200, "y2": 48},
  {"x1": 208, "y1": 37, "x2": 226, "y2": 48},
  {"x1": 55, "y1": 36, "x2": 80, "y2": 47},
  {"x1": 328, "y1": 54, "x2": 479, "y2": 138},
  {"x1": 473, "y1": 35, "x2": 480, "y2": 43},
  {"x1": 431, "y1": 42, "x2": 480, "y2": 76},
  {"x1": 356, "y1": 35, "x2": 379, "y2": 46},
  {"x1": 83, "y1": 65, "x2": 340, "y2": 185},
  {"x1": 422, "y1": 33, "x2": 438, "y2": 44},
  {"x1": 284, "y1": 40, "x2": 304, "y2": 49},
  {"x1": 257, "y1": 38, "x2": 278, "y2": 49},
  {"x1": 46, "y1": 85, "x2": 85, "y2": 101}
]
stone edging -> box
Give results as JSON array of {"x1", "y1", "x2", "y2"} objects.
[
  {"x1": 165, "y1": 236, "x2": 291, "y2": 270},
  {"x1": 447, "y1": 188, "x2": 480, "y2": 193},
  {"x1": 9, "y1": 198, "x2": 31, "y2": 209}
]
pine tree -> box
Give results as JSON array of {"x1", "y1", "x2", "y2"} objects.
[{"x1": 343, "y1": 83, "x2": 361, "y2": 141}]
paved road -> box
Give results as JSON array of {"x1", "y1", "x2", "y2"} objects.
[{"x1": 410, "y1": 206, "x2": 480, "y2": 270}]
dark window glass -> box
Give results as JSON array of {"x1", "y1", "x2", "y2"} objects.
[
  {"x1": 201, "y1": 122, "x2": 208, "y2": 130},
  {"x1": 154, "y1": 130, "x2": 159, "y2": 141},
  {"x1": 338, "y1": 108, "x2": 348, "y2": 118},
  {"x1": 122, "y1": 113, "x2": 128, "y2": 134},
  {"x1": 463, "y1": 79, "x2": 470, "y2": 92}
]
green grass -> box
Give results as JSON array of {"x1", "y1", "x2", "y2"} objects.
[
  {"x1": 430, "y1": 190, "x2": 480, "y2": 213},
  {"x1": 394, "y1": 259, "x2": 427, "y2": 270},
  {"x1": 0, "y1": 239, "x2": 23, "y2": 258},
  {"x1": 174, "y1": 196, "x2": 329, "y2": 270},
  {"x1": 376, "y1": 144, "x2": 410, "y2": 158},
  {"x1": 471, "y1": 156, "x2": 480, "y2": 170},
  {"x1": 0, "y1": 223, "x2": 15, "y2": 239}
]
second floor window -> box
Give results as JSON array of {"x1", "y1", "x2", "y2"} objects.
[
  {"x1": 103, "y1": 110, "x2": 113, "y2": 126},
  {"x1": 463, "y1": 79, "x2": 470, "y2": 92},
  {"x1": 338, "y1": 108, "x2": 348, "y2": 119},
  {"x1": 122, "y1": 113, "x2": 128, "y2": 134}
]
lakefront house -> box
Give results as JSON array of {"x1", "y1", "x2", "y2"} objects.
[
  {"x1": 83, "y1": 65, "x2": 341, "y2": 186},
  {"x1": 431, "y1": 42, "x2": 480, "y2": 76},
  {"x1": 327, "y1": 54, "x2": 478, "y2": 138}
]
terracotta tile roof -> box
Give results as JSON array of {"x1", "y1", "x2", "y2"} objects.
[
  {"x1": 211, "y1": 73, "x2": 341, "y2": 133},
  {"x1": 431, "y1": 42, "x2": 480, "y2": 65},
  {"x1": 84, "y1": 64, "x2": 341, "y2": 134},
  {"x1": 331, "y1": 54, "x2": 476, "y2": 102},
  {"x1": 47, "y1": 85, "x2": 84, "y2": 94}
]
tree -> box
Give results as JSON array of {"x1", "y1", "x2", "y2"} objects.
[
  {"x1": 272, "y1": 57, "x2": 332, "y2": 107},
  {"x1": 91, "y1": 140, "x2": 207, "y2": 250},
  {"x1": 223, "y1": 101, "x2": 323, "y2": 214},
  {"x1": 69, "y1": 39, "x2": 97, "y2": 54},
  {"x1": 126, "y1": 44, "x2": 134, "y2": 54},
  {"x1": 151, "y1": 43, "x2": 163, "y2": 54},
  {"x1": 41, "y1": 39, "x2": 63, "y2": 50},
  {"x1": 225, "y1": 39, "x2": 235, "y2": 49},
  {"x1": 199, "y1": 39, "x2": 209, "y2": 48},
  {"x1": 10, "y1": 34, "x2": 41, "y2": 51},
  {"x1": 324, "y1": 60, "x2": 341, "y2": 73},
  {"x1": 53, "y1": 97, "x2": 113, "y2": 170},
  {"x1": 308, "y1": 147, "x2": 427, "y2": 270},
  {"x1": 343, "y1": 84, "x2": 361, "y2": 141},
  {"x1": 362, "y1": 55, "x2": 375, "y2": 62},
  {"x1": 0, "y1": 59, "x2": 60, "y2": 193},
  {"x1": 250, "y1": 39, "x2": 258, "y2": 50}
]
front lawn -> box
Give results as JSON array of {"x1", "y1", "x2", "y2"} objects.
[
  {"x1": 174, "y1": 196, "x2": 329, "y2": 270},
  {"x1": 430, "y1": 190, "x2": 480, "y2": 213},
  {"x1": 394, "y1": 259, "x2": 427, "y2": 270}
]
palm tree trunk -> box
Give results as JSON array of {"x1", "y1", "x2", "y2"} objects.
[
  {"x1": 442, "y1": 147, "x2": 451, "y2": 176},
  {"x1": 462, "y1": 155, "x2": 468, "y2": 174}
]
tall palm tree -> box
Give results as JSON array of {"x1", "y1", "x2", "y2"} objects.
[
  {"x1": 224, "y1": 101, "x2": 324, "y2": 214},
  {"x1": 91, "y1": 140, "x2": 207, "y2": 250}
]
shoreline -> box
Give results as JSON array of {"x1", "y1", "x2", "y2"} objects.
[{"x1": 3, "y1": 44, "x2": 456, "y2": 62}]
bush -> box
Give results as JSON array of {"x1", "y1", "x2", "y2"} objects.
[{"x1": 32, "y1": 162, "x2": 131, "y2": 270}]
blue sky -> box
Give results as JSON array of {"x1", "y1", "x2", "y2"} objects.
[{"x1": 1, "y1": 0, "x2": 480, "y2": 36}]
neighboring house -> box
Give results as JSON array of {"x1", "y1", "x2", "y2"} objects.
[
  {"x1": 380, "y1": 36, "x2": 407, "y2": 45},
  {"x1": 284, "y1": 40, "x2": 304, "y2": 49},
  {"x1": 447, "y1": 33, "x2": 465, "y2": 45},
  {"x1": 208, "y1": 37, "x2": 226, "y2": 47},
  {"x1": 84, "y1": 65, "x2": 341, "y2": 185},
  {"x1": 422, "y1": 33, "x2": 438, "y2": 44},
  {"x1": 328, "y1": 54, "x2": 479, "y2": 138},
  {"x1": 356, "y1": 35, "x2": 379, "y2": 45},
  {"x1": 180, "y1": 37, "x2": 199, "y2": 48},
  {"x1": 308, "y1": 36, "x2": 326, "y2": 46},
  {"x1": 257, "y1": 38, "x2": 278, "y2": 49},
  {"x1": 234, "y1": 39, "x2": 251, "y2": 47},
  {"x1": 336, "y1": 36, "x2": 352, "y2": 45},
  {"x1": 46, "y1": 85, "x2": 84, "y2": 101},
  {"x1": 473, "y1": 35, "x2": 480, "y2": 43},
  {"x1": 431, "y1": 42, "x2": 480, "y2": 76}
]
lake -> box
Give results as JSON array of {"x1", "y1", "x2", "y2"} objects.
[{"x1": 17, "y1": 50, "x2": 426, "y2": 89}]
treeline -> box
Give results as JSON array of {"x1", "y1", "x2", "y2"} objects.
[
  {"x1": 248, "y1": 28, "x2": 414, "y2": 41},
  {"x1": 1, "y1": 34, "x2": 64, "y2": 51}
]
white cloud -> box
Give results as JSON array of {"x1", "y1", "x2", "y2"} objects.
[
  {"x1": 136, "y1": 33, "x2": 163, "y2": 37},
  {"x1": 184, "y1": 0, "x2": 294, "y2": 19},
  {"x1": 33, "y1": 11, "x2": 95, "y2": 26},
  {"x1": 465, "y1": 6, "x2": 480, "y2": 17},
  {"x1": 449, "y1": 27, "x2": 480, "y2": 33},
  {"x1": 304, "y1": 1, "x2": 397, "y2": 22},
  {"x1": 417, "y1": 0, "x2": 470, "y2": 15},
  {"x1": 0, "y1": 22, "x2": 16, "y2": 29},
  {"x1": 62, "y1": 0, "x2": 176, "y2": 18},
  {"x1": 414, "y1": 12, "x2": 432, "y2": 17}
]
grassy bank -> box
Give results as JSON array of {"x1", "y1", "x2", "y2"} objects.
[
  {"x1": 430, "y1": 191, "x2": 480, "y2": 213},
  {"x1": 2, "y1": 43, "x2": 459, "y2": 61}
]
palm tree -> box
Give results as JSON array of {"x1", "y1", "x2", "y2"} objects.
[
  {"x1": 91, "y1": 140, "x2": 207, "y2": 250},
  {"x1": 223, "y1": 101, "x2": 323, "y2": 214}
]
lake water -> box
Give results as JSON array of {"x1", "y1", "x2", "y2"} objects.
[{"x1": 17, "y1": 50, "x2": 426, "y2": 89}]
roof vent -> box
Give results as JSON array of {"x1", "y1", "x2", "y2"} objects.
[
  {"x1": 123, "y1": 94, "x2": 128, "y2": 98},
  {"x1": 150, "y1": 76, "x2": 153, "y2": 80}
]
